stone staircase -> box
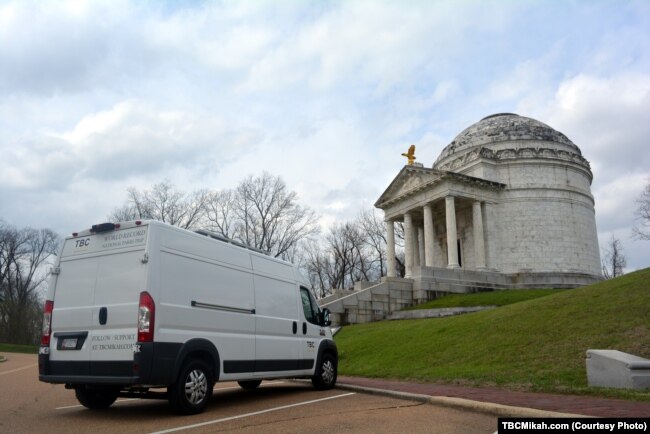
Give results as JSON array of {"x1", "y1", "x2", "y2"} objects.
[
  {"x1": 322, "y1": 277, "x2": 414, "y2": 326},
  {"x1": 320, "y1": 266, "x2": 595, "y2": 326}
]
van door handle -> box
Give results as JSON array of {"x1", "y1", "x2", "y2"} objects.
[
  {"x1": 302, "y1": 322, "x2": 307, "y2": 335},
  {"x1": 292, "y1": 321, "x2": 297, "y2": 334},
  {"x1": 99, "y1": 307, "x2": 107, "y2": 325}
]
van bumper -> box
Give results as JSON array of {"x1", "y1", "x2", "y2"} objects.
[{"x1": 38, "y1": 342, "x2": 181, "y2": 386}]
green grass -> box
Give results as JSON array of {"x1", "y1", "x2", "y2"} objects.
[
  {"x1": 335, "y1": 268, "x2": 650, "y2": 399},
  {"x1": 403, "y1": 288, "x2": 565, "y2": 310},
  {"x1": 0, "y1": 343, "x2": 39, "y2": 354}
]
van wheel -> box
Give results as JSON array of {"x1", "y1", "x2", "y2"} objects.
[
  {"x1": 312, "y1": 353, "x2": 337, "y2": 390},
  {"x1": 168, "y1": 360, "x2": 214, "y2": 415},
  {"x1": 237, "y1": 380, "x2": 262, "y2": 390},
  {"x1": 75, "y1": 387, "x2": 118, "y2": 409}
]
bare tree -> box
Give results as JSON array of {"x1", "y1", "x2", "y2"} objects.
[
  {"x1": 325, "y1": 222, "x2": 359, "y2": 290},
  {"x1": 110, "y1": 181, "x2": 209, "y2": 229},
  {"x1": 205, "y1": 173, "x2": 319, "y2": 259},
  {"x1": 633, "y1": 180, "x2": 650, "y2": 240},
  {"x1": 300, "y1": 208, "x2": 410, "y2": 296},
  {"x1": 358, "y1": 209, "x2": 387, "y2": 278},
  {"x1": 0, "y1": 220, "x2": 59, "y2": 344},
  {"x1": 601, "y1": 234, "x2": 626, "y2": 279},
  {"x1": 392, "y1": 221, "x2": 406, "y2": 277},
  {"x1": 204, "y1": 190, "x2": 238, "y2": 238},
  {"x1": 301, "y1": 240, "x2": 334, "y2": 299}
]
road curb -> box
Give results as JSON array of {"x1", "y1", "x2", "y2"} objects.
[{"x1": 336, "y1": 383, "x2": 588, "y2": 418}]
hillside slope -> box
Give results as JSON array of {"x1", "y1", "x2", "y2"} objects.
[{"x1": 335, "y1": 268, "x2": 650, "y2": 394}]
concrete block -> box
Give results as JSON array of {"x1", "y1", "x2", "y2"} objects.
[
  {"x1": 373, "y1": 294, "x2": 389, "y2": 303},
  {"x1": 357, "y1": 313, "x2": 371, "y2": 323},
  {"x1": 586, "y1": 350, "x2": 650, "y2": 390},
  {"x1": 373, "y1": 283, "x2": 389, "y2": 295},
  {"x1": 357, "y1": 290, "x2": 372, "y2": 301},
  {"x1": 358, "y1": 300, "x2": 372, "y2": 310},
  {"x1": 354, "y1": 281, "x2": 376, "y2": 291},
  {"x1": 327, "y1": 302, "x2": 345, "y2": 314}
]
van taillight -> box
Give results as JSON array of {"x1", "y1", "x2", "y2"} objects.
[
  {"x1": 138, "y1": 291, "x2": 155, "y2": 342},
  {"x1": 41, "y1": 300, "x2": 54, "y2": 347}
]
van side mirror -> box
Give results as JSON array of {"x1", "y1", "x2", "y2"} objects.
[{"x1": 320, "y1": 308, "x2": 332, "y2": 327}]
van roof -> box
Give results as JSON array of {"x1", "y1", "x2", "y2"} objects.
[
  {"x1": 65, "y1": 219, "x2": 311, "y2": 288},
  {"x1": 66, "y1": 220, "x2": 154, "y2": 238},
  {"x1": 193, "y1": 229, "x2": 270, "y2": 256}
]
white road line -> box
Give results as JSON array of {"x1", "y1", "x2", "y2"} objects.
[
  {"x1": 56, "y1": 398, "x2": 138, "y2": 410},
  {"x1": 0, "y1": 362, "x2": 37, "y2": 376},
  {"x1": 213, "y1": 385, "x2": 241, "y2": 392},
  {"x1": 149, "y1": 392, "x2": 356, "y2": 434},
  {"x1": 215, "y1": 381, "x2": 285, "y2": 392}
]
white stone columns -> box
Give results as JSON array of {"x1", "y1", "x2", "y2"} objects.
[
  {"x1": 404, "y1": 212, "x2": 414, "y2": 278},
  {"x1": 413, "y1": 224, "x2": 420, "y2": 267},
  {"x1": 473, "y1": 201, "x2": 486, "y2": 270},
  {"x1": 385, "y1": 220, "x2": 397, "y2": 277},
  {"x1": 417, "y1": 226, "x2": 425, "y2": 268},
  {"x1": 445, "y1": 196, "x2": 460, "y2": 269},
  {"x1": 483, "y1": 202, "x2": 496, "y2": 270},
  {"x1": 423, "y1": 204, "x2": 434, "y2": 267}
]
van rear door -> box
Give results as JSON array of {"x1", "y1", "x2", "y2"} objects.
[
  {"x1": 49, "y1": 226, "x2": 148, "y2": 370},
  {"x1": 48, "y1": 255, "x2": 97, "y2": 363}
]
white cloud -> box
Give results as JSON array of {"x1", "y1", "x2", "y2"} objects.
[
  {"x1": 593, "y1": 173, "x2": 648, "y2": 232},
  {"x1": 536, "y1": 72, "x2": 650, "y2": 180},
  {"x1": 522, "y1": 71, "x2": 650, "y2": 270},
  {"x1": 0, "y1": 99, "x2": 262, "y2": 191}
]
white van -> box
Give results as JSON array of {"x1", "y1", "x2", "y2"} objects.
[{"x1": 39, "y1": 220, "x2": 337, "y2": 414}]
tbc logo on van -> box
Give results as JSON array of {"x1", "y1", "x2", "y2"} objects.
[
  {"x1": 306, "y1": 341, "x2": 315, "y2": 352},
  {"x1": 74, "y1": 238, "x2": 90, "y2": 249}
]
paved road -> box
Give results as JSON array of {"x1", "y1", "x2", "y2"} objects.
[{"x1": 1, "y1": 353, "x2": 498, "y2": 433}]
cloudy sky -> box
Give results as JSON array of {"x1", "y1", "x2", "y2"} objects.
[{"x1": 1, "y1": 0, "x2": 649, "y2": 270}]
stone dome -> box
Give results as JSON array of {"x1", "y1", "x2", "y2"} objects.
[{"x1": 434, "y1": 113, "x2": 582, "y2": 167}]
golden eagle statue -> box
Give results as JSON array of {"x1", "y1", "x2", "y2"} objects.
[{"x1": 401, "y1": 144, "x2": 416, "y2": 165}]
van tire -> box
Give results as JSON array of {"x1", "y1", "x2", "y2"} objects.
[
  {"x1": 311, "y1": 353, "x2": 337, "y2": 390},
  {"x1": 75, "y1": 387, "x2": 118, "y2": 409},
  {"x1": 168, "y1": 359, "x2": 214, "y2": 415},
  {"x1": 237, "y1": 380, "x2": 262, "y2": 390}
]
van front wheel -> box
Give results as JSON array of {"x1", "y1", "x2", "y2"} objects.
[
  {"x1": 75, "y1": 387, "x2": 118, "y2": 409},
  {"x1": 312, "y1": 353, "x2": 337, "y2": 390},
  {"x1": 168, "y1": 359, "x2": 214, "y2": 415}
]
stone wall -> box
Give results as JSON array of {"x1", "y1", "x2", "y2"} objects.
[
  {"x1": 491, "y1": 157, "x2": 600, "y2": 275},
  {"x1": 322, "y1": 277, "x2": 414, "y2": 326},
  {"x1": 444, "y1": 157, "x2": 600, "y2": 276}
]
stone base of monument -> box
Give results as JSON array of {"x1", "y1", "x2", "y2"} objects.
[{"x1": 586, "y1": 350, "x2": 650, "y2": 390}]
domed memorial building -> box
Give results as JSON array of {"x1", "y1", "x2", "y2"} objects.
[{"x1": 375, "y1": 113, "x2": 602, "y2": 292}]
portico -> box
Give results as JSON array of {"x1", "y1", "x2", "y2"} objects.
[{"x1": 376, "y1": 165, "x2": 505, "y2": 278}]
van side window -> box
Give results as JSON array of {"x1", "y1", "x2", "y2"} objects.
[{"x1": 300, "y1": 287, "x2": 319, "y2": 325}]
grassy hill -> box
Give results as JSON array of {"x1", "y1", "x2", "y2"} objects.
[
  {"x1": 335, "y1": 268, "x2": 650, "y2": 398},
  {"x1": 403, "y1": 288, "x2": 566, "y2": 310}
]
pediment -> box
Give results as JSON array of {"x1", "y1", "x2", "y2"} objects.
[{"x1": 375, "y1": 166, "x2": 444, "y2": 208}]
